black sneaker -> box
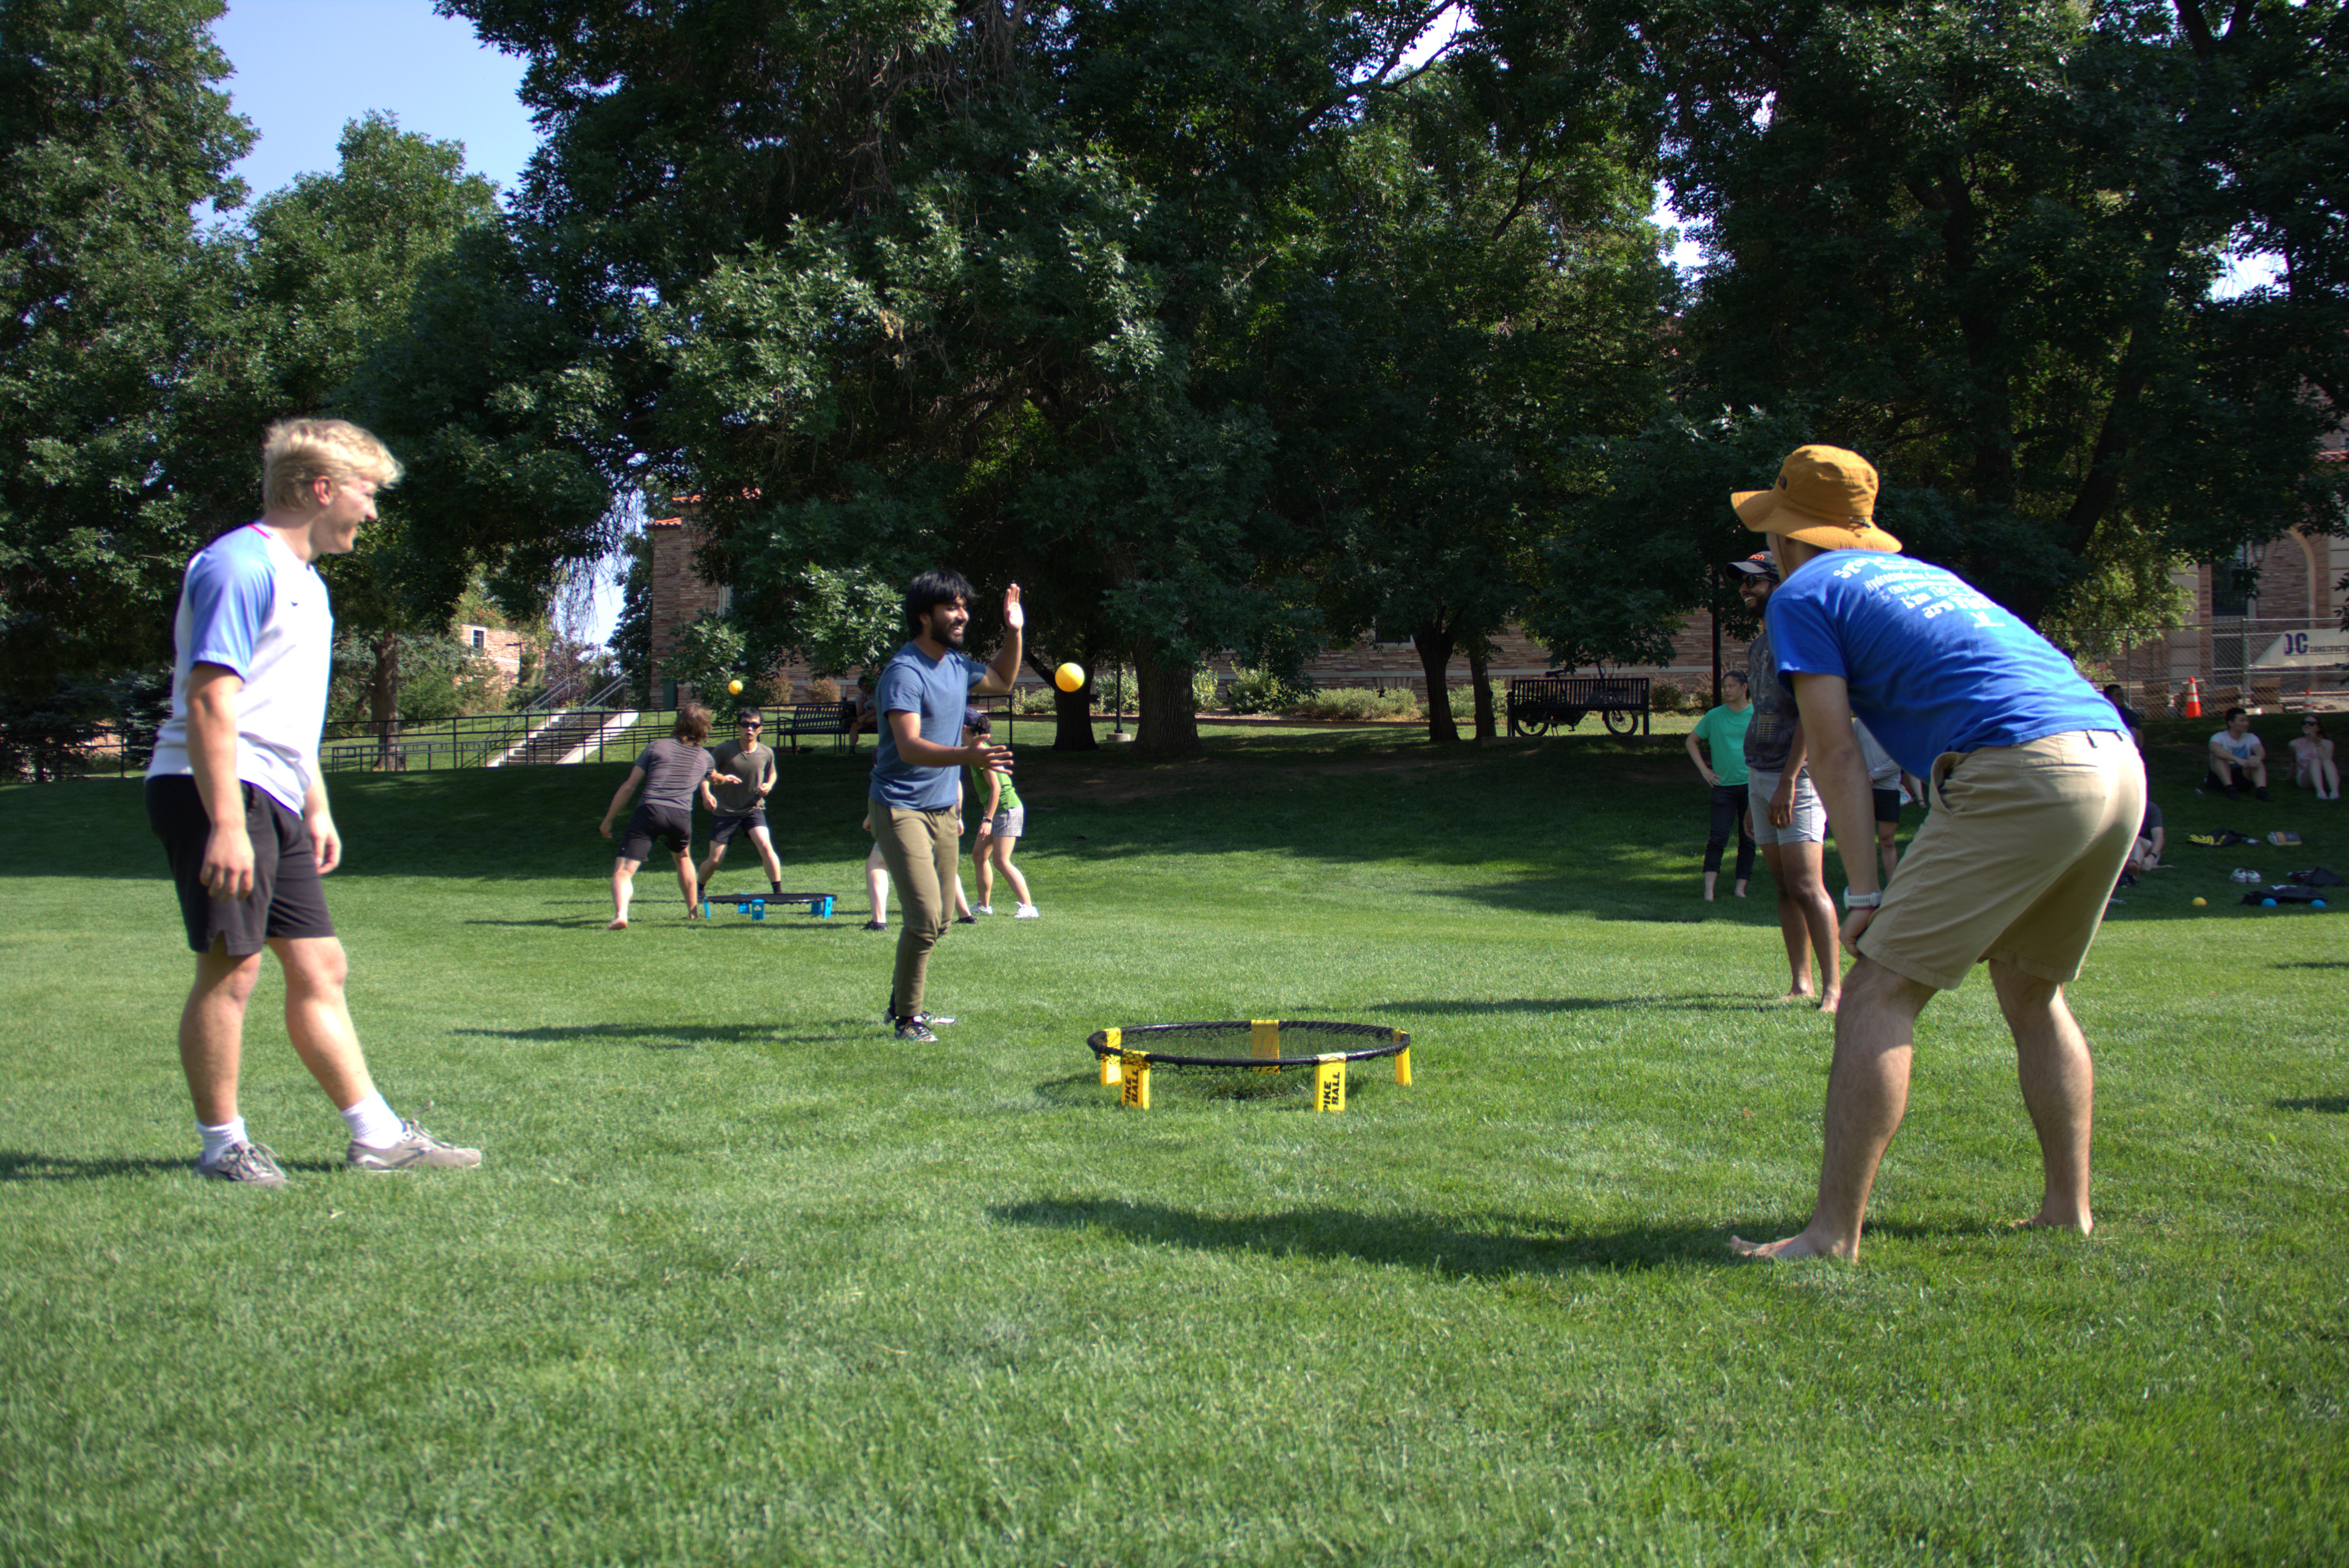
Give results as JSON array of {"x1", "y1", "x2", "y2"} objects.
[
  {"x1": 955, "y1": 914, "x2": 976, "y2": 924},
  {"x1": 892, "y1": 1015, "x2": 938, "y2": 1043},
  {"x1": 862, "y1": 920, "x2": 887, "y2": 931},
  {"x1": 882, "y1": 1003, "x2": 955, "y2": 1027},
  {"x1": 2256, "y1": 788, "x2": 2273, "y2": 802}
]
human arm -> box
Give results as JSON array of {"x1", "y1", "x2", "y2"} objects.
[
  {"x1": 184, "y1": 663, "x2": 256, "y2": 900},
  {"x1": 970, "y1": 582, "x2": 1025, "y2": 697},
  {"x1": 1770, "y1": 724, "x2": 1807, "y2": 827},
  {"x1": 303, "y1": 774, "x2": 342, "y2": 874},
  {"x1": 599, "y1": 766, "x2": 646, "y2": 838},
  {"x1": 1684, "y1": 726, "x2": 1718, "y2": 786},
  {"x1": 886, "y1": 709, "x2": 1012, "y2": 775},
  {"x1": 1789, "y1": 673, "x2": 1882, "y2": 953}
]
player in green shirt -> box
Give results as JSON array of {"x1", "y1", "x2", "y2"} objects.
[
  {"x1": 964, "y1": 709, "x2": 1036, "y2": 917},
  {"x1": 1686, "y1": 669, "x2": 1756, "y2": 901}
]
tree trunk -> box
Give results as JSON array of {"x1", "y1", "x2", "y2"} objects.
[
  {"x1": 368, "y1": 633, "x2": 402, "y2": 769},
  {"x1": 1414, "y1": 619, "x2": 1458, "y2": 743},
  {"x1": 1467, "y1": 640, "x2": 1497, "y2": 743},
  {"x1": 1052, "y1": 680, "x2": 1099, "y2": 750},
  {"x1": 1133, "y1": 642, "x2": 1199, "y2": 755}
]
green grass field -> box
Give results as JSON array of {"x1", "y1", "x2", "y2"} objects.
[{"x1": 3, "y1": 722, "x2": 2343, "y2": 1565}]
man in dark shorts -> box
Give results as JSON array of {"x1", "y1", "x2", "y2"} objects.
[
  {"x1": 697, "y1": 709, "x2": 782, "y2": 897},
  {"x1": 144, "y1": 418, "x2": 482, "y2": 1186},
  {"x1": 597, "y1": 703, "x2": 735, "y2": 928}
]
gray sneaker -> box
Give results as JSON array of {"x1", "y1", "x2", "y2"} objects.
[
  {"x1": 892, "y1": 1016, "x2": 939, "y2": 1043},
  {"x1": 197, "y1": 1141, "x2": 288, "y2": 1187},
  {"x1": 347, "y1": 1120, "x2": 482, "y2": 1172}
]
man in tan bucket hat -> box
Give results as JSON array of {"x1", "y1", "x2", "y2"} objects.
[{"x1": 1723, "y1": 445, "x2": 2140, "y2": 1262}]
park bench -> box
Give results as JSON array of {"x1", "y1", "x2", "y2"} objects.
[
  {"x1": 771, "y1": 700, "x2": 857, "y2": 750},
  {"x1": 1504, "y1": 673, "x2": 1652, "y2": 738}
]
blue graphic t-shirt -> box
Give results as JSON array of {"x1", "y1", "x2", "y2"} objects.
[
  {"x1": 869, "y1": 641, "x2": 988, "y2": 811},
  {"x1": 1764, "y1": 553, "x2": 2122, "y2": 779}
]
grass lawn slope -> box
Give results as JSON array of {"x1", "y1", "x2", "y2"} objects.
[{"x1": 2, "y1": 723, "x2": 2342, "y2": 1564}]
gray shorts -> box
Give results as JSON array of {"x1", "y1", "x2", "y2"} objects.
[
  {"x1": 1746, "y1": 764, "x2": 1828, "y2": 846},
  {"x1": 985, "y1": 806, "x2": 1026, "y2": 838}
]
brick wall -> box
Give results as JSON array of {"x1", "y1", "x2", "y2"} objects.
[{"x1": 646, "y1": 513, "x2": 727, "y2": 698}]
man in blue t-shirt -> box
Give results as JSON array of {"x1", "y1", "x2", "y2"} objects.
[
  {"x1": 144, "y1": 418, "x2": 482, "y2": 1186},
  {"x1": 1722, "y1": 445, "x2": 2139, "y2": 1264},
  {"x1": 868, "y1": 568, "x2": 1024, "y2": 1041}
]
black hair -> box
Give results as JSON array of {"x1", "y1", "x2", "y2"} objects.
[
  {"x1": 739, "y1": 709, "x2": 763, "y2": 724},
  {"x1": 965, "y1": 707, "x2": 992, "y2": 735},
  {"x1": 2224, "y1": 706, "x2": 2248, "y2": 722},
  {"x1": 906, "y1": 568, "x2": 976, "y2": 632}
]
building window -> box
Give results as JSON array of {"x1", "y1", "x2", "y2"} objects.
[
  {"x1": 1367, "y1": 620, "x2": 1414, "y2": 648},
  {"x1": 470, "y1": 627, "x2": 485, "y2": 649},
  {"x1": 2212, "y1": 544, "x2": 2261, "y2": 618}
]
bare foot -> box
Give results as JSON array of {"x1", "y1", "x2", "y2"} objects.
[
  {"x1": 605, "y1": 918, "x2": 627, "y2": 931},
  {"x1": 1704, "y1": 889, "x2": 1717, "y2": 902},
  {"x1": 1734, "y1": 883, "x2": 1749, "y2": 898},
  {"x1": 2013, "y1": 1209, "x2": 2092, "y2": 1235},
  {"x1": 1818, "y1": 992, "x2": 1841, "y2": 1016},
  {"x1": 1729, "y1": 1228, "x2": 1853, "y2": 1261},
  {"x1": 1773, "y1": 989, "x2": 1816, "y2": 1005}
]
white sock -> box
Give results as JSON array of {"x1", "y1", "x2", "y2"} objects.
[
  {"x1": 339, "y1": 1093, "x2": 404, "y2": 1148},
  {"x1": 199, "y1": 1117, "x2": 248, "y2": 1163}
]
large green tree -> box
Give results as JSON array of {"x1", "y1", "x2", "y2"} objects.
[
  {"x1": 0, "y1": 0, "x2": 253, "y2": 695},
  {"x1": 443, "y1": 0, "x2": 1477, "y2": 753},
  {"x1": 1496, "y1": 0, "x2": 2348, "y2": 632}
]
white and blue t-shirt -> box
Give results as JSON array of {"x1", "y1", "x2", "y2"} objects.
[
  {"x1": 1764, "y1": 552, "x2": 2122, "y2": 780},
  {"x1": 147, "y1": 524, "x2": 332, "y2": 812},
  {"x1": 868, "y1": 641, "x2": 988, "y2": 811}
]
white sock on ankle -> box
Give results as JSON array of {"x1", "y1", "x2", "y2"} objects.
[
  {"x1": 339, "y1": 1093, "x2": 404, "y2": 1148},
  {"x1": 199, "y1": 1117, "x2": 248, "y2": 1163}
]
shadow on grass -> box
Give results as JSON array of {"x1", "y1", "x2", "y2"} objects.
[
  {"x1": 991, "y1": 1195, "x2": 1736, "y2": 1274},
  {"x1": 448, "y1": 1023, "x2": 859, "y2": 1049},
  {"x1": 0, "y1": 1150, "x2": 340, "y2": 1181},
  {"x1": 2273, "y1": 1096, "x2": 2349, "y2": 1113},
  {"x1": 2272, "y1": 961, "x2": 2348, "y2": 970},
  {"x1": 1369, "y1": 992, "x2": 1790, "y2": 1016}
]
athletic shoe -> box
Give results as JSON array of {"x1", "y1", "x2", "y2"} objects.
[
  {"x1": 892, "y1": 1016, "x2": 938, "y2": 1043},
  {"x1": 956, "y1": 913, "x2": 976, "y2": 924},
  {"x1": 881, "y1": 1003, "x2": 955, "y2": 1027},
  {"x1": 197, "y1": 1141, "x2": 288, "y2": 1188},
  {"x1": 2256, "y1": 788, "x2": 2273, "y2": 802},
  {"x1": 347, "y1": 1121, "x2": 482, "y2": 1173},
  {"x1": 974, "y1": 904, "x2": 994, "y2": 915},
  {"x1": 862, "y1": 920, "x2": 887, "y2": 931},
  {"x1": 1014, "y1": 903, "x2": 1040, "y2": 919}
]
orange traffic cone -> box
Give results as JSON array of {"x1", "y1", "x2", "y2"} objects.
[{"x1": 2182, "y1": 677, "x2": 2202, "y2": 719}]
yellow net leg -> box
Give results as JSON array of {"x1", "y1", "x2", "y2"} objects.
[
  {"x1": 1395, "y1": 1033, "x2": 1413, "y2": 1087},
  {"x1": 1120, "y1": 1053, "x2": 1151, "y2": 1109},
  {"x1": 1251, "y1": 1018, "x2": 1282, "y2": 1074},
  {"x1": 1313, "y1": 1055, "x2": 1347, "y2": 1113},
  {"x1": 1098, "y1": 1027, "x2": 1122, "y2": 1085}
]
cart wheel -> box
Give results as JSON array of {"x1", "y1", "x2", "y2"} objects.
[{"x1": 1603, "y1": 708, "x2": 1638, "y2": 736}]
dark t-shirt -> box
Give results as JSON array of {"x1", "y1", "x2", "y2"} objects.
[
  {"x1": 632, "y1": 737, "x2": 714, "y2": 812},
  {"x1": 1743, "y1": 621, "x2": 1799, "y2": 773},
  {"x1": 706, "y1": 739, "x2": 774, "y2": 814}
]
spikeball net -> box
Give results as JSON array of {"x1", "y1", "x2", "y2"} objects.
[{"x1": 1086, "y1": 1019, "x2": 1413, "y2": 1113}]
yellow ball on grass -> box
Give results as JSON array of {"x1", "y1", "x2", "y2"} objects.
[{"x1": 2192, "y1": 897, "x2": 2206, "y2": 907}]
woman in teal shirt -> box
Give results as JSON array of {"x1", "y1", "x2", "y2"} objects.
[{"x1": 1686, "y1": 671, "x2": 1756, "y2": 901}]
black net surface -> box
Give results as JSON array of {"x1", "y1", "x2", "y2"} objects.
[{"x1": 1086, "y1": 1020, "x2": 1409, "y2": 1069}]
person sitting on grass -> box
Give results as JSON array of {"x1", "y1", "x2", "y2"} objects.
[
  {"x1": 1684, "y1": 670, "x2": 1755, "y2": 902},
  {"x1": 965, "y1": 707, "x2": 1038, "y2": 917},
  {"x1": 2289, "y1": 715, "x2": 2338, "y2": 800},
  {"x1": 2206, "y1": 708, "x2": 2271, "y2": 802},
  {"x1": 597, "y1": 703, "x2": 737, "y2": 929}
]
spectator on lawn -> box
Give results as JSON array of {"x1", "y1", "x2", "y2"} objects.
[
  {"x1": 145, "y1": 417, "x2": 480, "y2": 1186},
  {"x1": 965, "y1": 707, "x2": 1038, "y2": 917},
  {"x1": 846, "y1": 675, "x2": 879, "y2": 753},
  {"x1": 1733, "y1": 548, "x2": 1843, "y2": 1012},
  {"x1": 2101, "y1": 684, "x2": 2145, "y2": 752},
  {"x1": 1685, "y1": 669, "x2": 1756, "y2": 901},
  {"x1": 2289, "y1": 715, "x2": 2338, "y2": 800},
  {"x1": 1852, "y1": 717, "x2": 1910, "y2": 887},
  {"x1": 599, "y1": 703, "x2": 735, "y2": 929},
  {"x1": 1722, "y1": 444, "x2": 2140, "y2": 1263},
  {"x1": 697, "y1": 709, "x2": 783, "y2": 897},
  {"x1": 2205, "y1": 708, "x2": 2270, "y2": 802}
]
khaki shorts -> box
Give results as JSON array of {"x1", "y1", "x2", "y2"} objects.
[{"x1": 1858, "y1": 731, "x2": 2141, "y2": 992}]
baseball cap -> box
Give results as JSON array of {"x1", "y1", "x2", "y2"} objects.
[{"x1": 1728, "y1": 549, "x2": 1779, "y2": 580}]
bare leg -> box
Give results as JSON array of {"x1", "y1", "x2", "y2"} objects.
[
  {"x1": 1703, "y1": 869, "x2": 1718, "y2": 901},
  {"x1": 609, "y1": 857, "x2": 640, "y2": 929},
  {"x1": 864, "y1": 845, "x2": 890, "y2": 926},
  {"x1": 271, "y1": 936, "x2": 379, "y2": 1110},
  {"x1": 1877, "y1": 823, "x2": 1899, "y2": 887},
  {"x1": 974, "y1": 835, "x2": 995, "y2": 908},
  {"x1": 1778, "y1": 841, "x2": 1842, "y2": 1012},
  {"x1": 675, "y1": 849, "x2": 701, "y2": 913},
  {"x1": 749, "y1": 825, "x2": 784, "y2": 884},
  {"x1": 1990, "y1": 960, "x2": 2094, "y2": 1234},
  {"x1": 991, "y1": 835, "x2": 1031, "y2": 906},
  {"x1": 179, "y1": 943, "x2": 265, "y2": 1126},
  {"x1": 1732, "y1": 958, "x2": 1936, "y2": 1261},
  {"x1": 695, "y1": 839, "x2": 727, "y2": 891}
]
